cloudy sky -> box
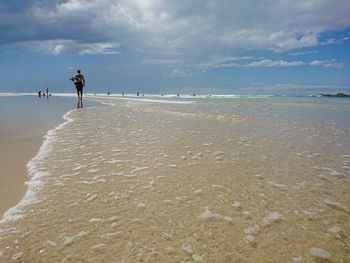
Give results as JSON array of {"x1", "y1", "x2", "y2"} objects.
[{"x1": 1, "y1": 0, "x2": 349, "y2": 94}]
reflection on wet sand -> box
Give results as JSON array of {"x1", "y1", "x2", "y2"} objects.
[{"x1": 77, "y1": 99, "x2": 83, "y2": 109}]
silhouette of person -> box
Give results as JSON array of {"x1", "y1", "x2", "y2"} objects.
[{"x1": 72, "y1": 69, "x2": 86, "y2": 100}]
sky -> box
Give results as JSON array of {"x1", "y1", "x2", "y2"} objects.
[{"x1": 0, "y1": 0, "x2": 350, "y2": 95}]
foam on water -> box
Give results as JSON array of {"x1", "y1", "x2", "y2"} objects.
[
  {"x1": 118, "y1": 97, "x2": 195, "y2": 104},
  {"x1": 0, "y1": 93, "x2": 37, "y2": 97},
  {"x1": 0, "y1": 110, "x2": 75, "y2": 224}
]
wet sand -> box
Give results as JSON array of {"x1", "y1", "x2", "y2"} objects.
[
  {"x1": 0, "y1": 95, "x2": 99, "y2": 217},
  {"x1": 0, "y1": 131, "x2": 43, "y2": 216}
]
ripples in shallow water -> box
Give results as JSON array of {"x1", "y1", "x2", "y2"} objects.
[{"x1": 0, "y1": 97, "x2": 349, "y2": 262}]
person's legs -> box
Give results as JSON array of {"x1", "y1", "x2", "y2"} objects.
[
  {"x1": 76, "y1": 85, "x2": 83, "y2": 100},
  {"x1": 79, "y1": 87, "x2": 83, "y2": 100},
  {"x1": 76, "y1": 86, "x2": 80, "y2": 99}
]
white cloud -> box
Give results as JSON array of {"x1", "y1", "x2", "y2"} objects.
[
  {"x1": 1, "y1": 0, "x2": 349, "y2": 54},
  {"x1": 200, "y1": 57, "x2": 306, "y2": 68},
  {"x1": 8, "y1": 40, "x2": 121, "y2": 55},
  {"x1": 199, "y1": 56, "x2": 346, "y2": 69},
  {"x1": 310, "y1": 60, "x2": 324, "y2": 66},
  {"x1": 246, "y1": 59, "x2": 304, "y2": 67},
  {"x1": 199, "y1": 56, "x2": 253, "y2": 69},
  {"x1": 310, "y1": 60, "x2": 345, "y2": 68},
  {"x1": 167, "y1": 68, "x2": 192, "y2": 78},
  {"x1": 142, "y1": 58, "x2": 184, "y2": 65},
  {"x1": 289, "y1": 50, "x2": 319, "y2": 56}
]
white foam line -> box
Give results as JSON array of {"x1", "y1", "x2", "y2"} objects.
[
  {"x1": 90, "y1": 96, "x2": 194, "y2": 105},
  {"x1": 0, "y1": 109, "x2": 76, "y2": 224},
  {"x1": 126, "y1": 98, "x2": 195, "y2": 104},
  {"x1": 81, "y1": 95, "x2": 195, "y2": 105},
  {"x1": 0, "y1": 93, "x2": 37, "y2": 97},
  {"x1": 90, "y1": 99, "x2": 115, "y2": 106},
  {"x1": 0, "y1": 93, "x2": 22, "y2": 97},
  {"x1": 50, "y1": 93, "x2": 77, "y2": 97}
]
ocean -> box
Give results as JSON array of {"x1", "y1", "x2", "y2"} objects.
[{"x1": 0, "y1": 94, "x2": 349, "y2": 262}]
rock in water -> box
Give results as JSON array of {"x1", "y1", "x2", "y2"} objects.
[
  {"x1": 324, "y1": 199, "x2": 347, "y2": 211},
  {"x1": 192, "y1": 254, "x2": 203, "y2": 262},
  {"x1": 244, "y1": 235, "x2": 256, "y2": 242},
  {"x1": 12, "y1": 252, "x2": 24, "y2": 260},
  {"x1": 308, "y1": 247, "x2": 331, "y2": 259},
  {"x1": 244, "y1": 225, "x2": 260, "y2": 235},
  {"x1": 292, "y1": 255, "x2": 303, "y2": 262},
  {"x1": 199, "y1": 207, "x2": 219, "y2": 219},
  {"x1": 260, "y1": 212, "x2": 282, "y2": 226},
  {"x1": 181, "y1": 244, "x2": 193, "y2": 254},
  {"x1": 328, "y1": 225, "x2": 342, "y2": 234},
  {"x1": 232, "y1": 201, "x2": 241, "y2": 208}
]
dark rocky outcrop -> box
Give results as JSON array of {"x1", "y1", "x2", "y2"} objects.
[{"x1": 320, "y1": 93, "x2": 350, "y2": 97}]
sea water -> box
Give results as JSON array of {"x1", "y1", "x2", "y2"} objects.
[{"x1": 0, "y1": 95, "x2": 349, "y2": 262}]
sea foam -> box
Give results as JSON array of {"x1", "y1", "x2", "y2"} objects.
[{"x1": 0, "y1": 110, "x2": 76, "y2": 224}]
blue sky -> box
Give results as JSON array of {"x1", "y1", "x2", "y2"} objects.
[{"x1": 0, "y1": 0, "x2": 349, "y2": 95}]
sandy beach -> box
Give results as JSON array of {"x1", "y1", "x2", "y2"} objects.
[
  {"x1": 1, "y1": 0, "x2": 349, "y2": 261},
  {"x1": 0, "y1": 95, "x2": 349, "y2": 262}
]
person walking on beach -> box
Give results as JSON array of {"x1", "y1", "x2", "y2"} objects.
[{"x1": 72, "y1": 69, "x2": 86, "y2": 100}]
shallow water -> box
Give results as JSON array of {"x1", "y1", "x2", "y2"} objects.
[
  {"x1": 0, "y1": 95, "x2": 101, "y2": 215},
  {"x1": 0, "y1": 95, "x2": 101, "y2": 138},
  {"x1": 0, "y1": 96, "x2": 349, "y2": 262}
]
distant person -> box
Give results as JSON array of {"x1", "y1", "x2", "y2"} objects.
[
  {"x1": 46, "y1": 87, "x2": 49, "y2": 96},
  {"x1": 71, "y1": 69, "x2": 86, "y2": 100},
  {"x1": 38, "y1": 91, "x2": 41, "y2": 98}
]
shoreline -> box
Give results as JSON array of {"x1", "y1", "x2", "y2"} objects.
[
  {"x1": 0, "y1": 95, "x2": 101, "y2": 220},
  {"x1": 0, "y1": 94, "x2": 190, "y2": 220},
  {"x1": 1, "y1": 110, "x2": 75, "y2": 223}
]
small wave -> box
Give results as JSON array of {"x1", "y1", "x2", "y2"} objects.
[
  {"x1": 0, "y1": 110, "x2": 76, "y2": 224},
  {"x1": 125, "y1": 98, "x2": 194, "y2": 104},
  {"x1": 92, "y1": 96, "x2": 195, "y2": 105},
  {"x1": 0, "y1": 93, "x2": 37, "y2": 97}
]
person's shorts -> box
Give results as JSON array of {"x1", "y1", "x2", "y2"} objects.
[{"x1": 75, "y1": 83, "x2": 83, "y2": 91}]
